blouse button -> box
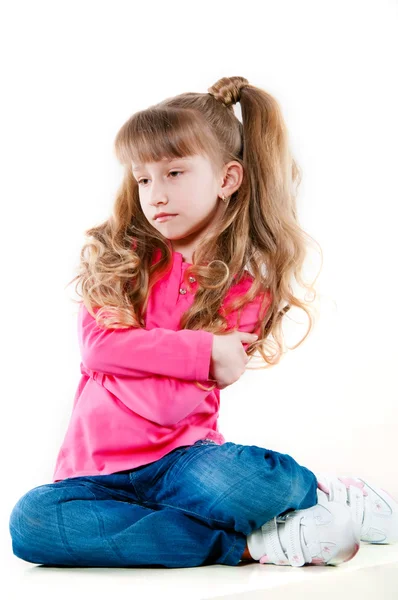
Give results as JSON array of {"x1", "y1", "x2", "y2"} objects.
[
  {"x1": 188, "y1": 276, "x2": 196, "y2": 283},
  {"x1": 179, "y1": 288, "x2": 187, "y2": 294}
]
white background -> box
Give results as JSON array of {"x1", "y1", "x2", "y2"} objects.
[{"x1": 1, "y1": 0, "x2": 397, "y2": 579}]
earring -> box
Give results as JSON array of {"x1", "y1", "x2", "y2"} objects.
[{"x1": 221, "y1": 195, "x2": 229, "y2": 203}]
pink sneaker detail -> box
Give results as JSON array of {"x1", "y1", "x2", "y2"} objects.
[
  {"x1": 338, "y1": 477, "x2": 369, "y2": 496},
  {"x1": 344, "y1": 542, "x2": 360, "y2": 562},
  {"x1": 311, "y1": 557, "x2": 326, "y2": 565},
  {"x1": 317, "y1": 481, "x2": 330, "y2": 495},
  {"x1": 259, "y1": 554, "x2": 270, "y2": 564},
  {"x1": 259, "y1": 554, "x2": 289, "y2": 565}
]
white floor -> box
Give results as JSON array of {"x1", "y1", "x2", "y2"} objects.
[{"x1": 4, "y1": 542, "x2": 398, "y2": 600}]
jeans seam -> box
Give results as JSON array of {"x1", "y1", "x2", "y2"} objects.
[
  {"x1": 56, "y1": 491, "x2": 85, "y2": 563},
  {"x1": 129, "y1": 471, "x2": 146, "y2": 503},
  {"x1": 223, "y1": 536, "x2": 240, "y2": 563},
  {"x1": 58, "y1": 482, "x2": 126, "y2": 564},
  {"x1": 88, "y1": 491, "x2": 126, "y2": 563}
]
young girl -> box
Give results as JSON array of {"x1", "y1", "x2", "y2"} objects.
[{"x1": 9, "y1": 76, "x2": 397, "y2": 569}]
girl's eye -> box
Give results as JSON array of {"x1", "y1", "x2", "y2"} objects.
[{"x1": 138, "y1": 171, "x2": 183, "y2": 186}]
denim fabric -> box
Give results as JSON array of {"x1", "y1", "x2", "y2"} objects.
[{"x1": 9, "y1": 439, "x2": 318, "y2": 568}]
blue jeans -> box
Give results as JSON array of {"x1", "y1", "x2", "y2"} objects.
[{"x1": 9, "y1": 439, "x2": 318, "y2": 568}]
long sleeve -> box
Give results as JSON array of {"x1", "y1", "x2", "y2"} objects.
[
  {"x1": 86, "y1": 367, "x2": 217, "y2": 426},
  {"x1": 79, "y1": 287, "x2": 272, "y2": 427},
  {"x1": 78, "y1": 303, "x2": 213, "y2": 382},
  {"x1": 221, "y1": 287, "x2": 272, "y2": 350},
  {"x1": 86, "y1": 290, "x2": 271, "y2": 426}
]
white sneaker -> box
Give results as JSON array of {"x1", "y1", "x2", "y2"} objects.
[
  {"x1": 247, "y1": 500, "x2": 360, "y2": 567},
  {"x1": 315, "y1": 472, "x2": 398, "y2": 544}
]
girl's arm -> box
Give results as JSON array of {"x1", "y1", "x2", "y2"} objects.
[
  {"x1": 79, "y1": 289, "x2": 270, "y2": 385},
  {"x1": 87, "y1": 368, "x2": 218, "y2": 426},
  {"x1": 79, "y1": 291, "x2": 270, "y2": 426},
  {"x1": 78, "y1": 303, "x2": 213, "y2": 382}
]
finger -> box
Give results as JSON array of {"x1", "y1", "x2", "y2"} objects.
[
  {"x1": 241, "y1": 347, "x2": 250, "y2": 363},
  {"x1": 238, "y1": 330, "x2": 257, "y2": 338}
]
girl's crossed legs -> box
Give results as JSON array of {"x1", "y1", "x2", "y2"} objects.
[{"x1": 9, "y1": 439, "x2": 318, "y2": 567}]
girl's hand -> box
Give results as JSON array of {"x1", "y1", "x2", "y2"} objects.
[{"x1": 209, "y1": 330, "x2": 258, "y2": 390}]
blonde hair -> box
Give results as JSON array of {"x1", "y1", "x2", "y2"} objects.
[{"x1": 67, "y1": 75, "x2": 323, "y2": 392}]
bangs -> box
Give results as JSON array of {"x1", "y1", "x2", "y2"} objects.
[{"x1": 114, "y1": 106, "x2": 221, "y2": 170}]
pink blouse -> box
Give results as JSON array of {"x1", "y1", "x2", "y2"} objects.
[{"x1": 52, "y1": 248, "x2": 271, "y2": 481}]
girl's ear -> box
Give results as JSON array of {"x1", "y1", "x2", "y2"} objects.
[{"x1": 220, "y1": 161, "x2": 244, "y2": 198}]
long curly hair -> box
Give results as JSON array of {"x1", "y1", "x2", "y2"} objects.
[{"x1": 66, "y1": 75, "x2": 323, "y2": 392}]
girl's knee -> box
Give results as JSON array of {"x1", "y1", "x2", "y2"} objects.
[
  {"x1": 284, "y1": 462, "x2": 318, "y2": 512},
  {"x1": 9, "y1": 484, "x2": 57, "y2": 563}
]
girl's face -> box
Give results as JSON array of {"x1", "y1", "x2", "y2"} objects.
[{"x1": 131, "y1": 153, "x2": 242, "y2": 262}]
